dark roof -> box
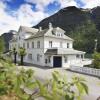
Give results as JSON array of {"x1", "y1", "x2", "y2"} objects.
[
  {"x1": 45, "y1": 48, "x2": 85, "y2": 55},
  {"x1": 45, "y1": 49, "x2": 57, "y2": 55},
  {"x1": 26, "y1": 29, "x2": 49, "y2": 39}
]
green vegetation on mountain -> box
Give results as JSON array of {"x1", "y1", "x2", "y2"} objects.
[
  {"x1": 69, "y1": 20, "x2": 100, "y2": 53},
  {"x1": 92, "y1": 52, "x2": 100, "y2": 69}
]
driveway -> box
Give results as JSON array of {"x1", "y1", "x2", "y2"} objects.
[{"x1": 17, "y1": 65, "x2": 100, "y2": 100}]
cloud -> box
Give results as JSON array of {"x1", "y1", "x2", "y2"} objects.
[
  {"x1": 0, "y1": 0, "x2": 100, "y2": 35},
  {"x1": 81, "y1": 0, "x2": 100, "y2": 8},
  {"x1": 0, "y1": 2, "x2": 48, "y2": 35},
  {"x1": 25, "y1": 0, "x2": 56, "y2": 11},
  {"x1": 25, "y1": 0, "x2": 77, "y2": 10},
  {"x1": 58, "y1": 0, "x2": 77, "y2": 8}
]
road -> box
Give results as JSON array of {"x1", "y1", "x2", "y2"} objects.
[{"x1": 18, "y1": 65, "x2": 100, "y2": 100}]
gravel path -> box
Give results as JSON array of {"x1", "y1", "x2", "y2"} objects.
[{"x1": 17, "y1": 65, "x2": 100, "y2": 100}]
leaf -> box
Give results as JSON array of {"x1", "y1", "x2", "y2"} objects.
[{"x1": 80, "y1": 82, "x2": 88, "y2": 94}]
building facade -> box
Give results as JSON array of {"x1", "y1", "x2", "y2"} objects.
[{"x1": 9, "y1": 23, "x2": 91, "y2": 68}]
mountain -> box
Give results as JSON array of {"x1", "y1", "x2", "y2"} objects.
[
  {"x1": 34, "y1": 6, "x2": 90, "y2": 32},
  {"x1": 0, "y1": 30, "x2": 15, "y2": 52},
  {"x1": 34, "y1": 6, "x2": 100, "y2": 53}
]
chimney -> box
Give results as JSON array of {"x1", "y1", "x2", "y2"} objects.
[
  {"x1": 39, "y1": 27, "x2": 42, "y2": 31},
  {"x1": 49, "y1": 22, "x2": 53, "y2": 29}
]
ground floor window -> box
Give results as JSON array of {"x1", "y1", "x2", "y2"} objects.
[
  {"x1": 81, "y1": 54, "x2": 84, "y2": 59},
  {"x1": 28, "y1": 54, "x2": 32, "y2": 60},
  {"x1": 37, "y1": 54, "x2": 41, "y2": 62},
  {"x1": 76, "y1": 54, "x2": 80, "y2": 58},
  {"x1": 64, "y1": 56, "x2": 68, "y2": 63},
  {"x1": 45, "y1": 59, "x2": 47, "y2": 64},
  {"x1": 48, "y1": 56, "x2": 51, "y2": 63}
]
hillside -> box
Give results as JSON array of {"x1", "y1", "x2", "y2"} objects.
[{"x1": 0, "y1": 30, "x2": 15, "y2": 52}]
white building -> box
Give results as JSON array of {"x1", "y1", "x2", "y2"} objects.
[{"x1": 9, "y1": 23, "x2": 92, "y2": 68}]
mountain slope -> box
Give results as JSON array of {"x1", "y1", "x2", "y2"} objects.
[{"x1": 0, "y1": 30, "x2": 15, "y2": 52}]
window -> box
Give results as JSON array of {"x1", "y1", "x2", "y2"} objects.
[
  {"x1": 28, "y1": 54, "x2": 32, "y2": 60},
  {"x1": 81, "y1": 54, "x2": 83, "y2": 59},
  {"x1": 37, "y1": 54, "x2": 40, "y2": 62},
  {"x1": 67, "y1": 43, "x2": 69, "y2": 48},
  {"x1": 18, "y1": 44, "x2": 20, "y2": 48},
  {"x1": 64, "y1": 56, "x2": 67, "y2": 63},
  {"x1": 60, "y1": 42, "x2": 62, "y2": 48},
  {"x1": 37, "y1": 41, "x2": 40, "y2": 48},
  {"x1": 49, "y1": 41, "x2": 52, "y2": 48},
  {"x1": 45, "y1": 59, "x2": 47, "y2": 64},
  {"x1": 76, "y1": 54, "x2": 80, "y2": 58},
  {"x1": 32, "y1": 42, "x2": 34, "y2": 48},
  {"x1": 48, "y1": 56, "x2": 51, "y2": 63},
  {"x1": 23, "y1": 43, "x2": 25, "y2": 48},
  {"x1": 27, "y1": 42, "x2": 29, "y2": 48},
  {"x1": 19, "y1": 36, "x2": 20, "y2": 40}
]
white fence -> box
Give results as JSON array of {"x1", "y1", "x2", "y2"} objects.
[{"x1": 70, "y1": 66, "x2": 100, "y2": 77}]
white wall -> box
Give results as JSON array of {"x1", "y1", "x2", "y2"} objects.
[
  {"x1": 44, "y1": 37, "x2": 73, "y2": 49},
  {"x1": 23, "y1": 37, "x2": 45, "y2": 66}
]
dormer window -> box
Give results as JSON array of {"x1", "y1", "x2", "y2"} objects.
[
  {"x1": 37, "y1": 41, "x2": 40, "y2": 48},
  {"x1": 52, "y1": 30, "x2": 55, "y2": 35},
  {"x1": 67, "y1": 43, "x2": 69, "y2": 48}
]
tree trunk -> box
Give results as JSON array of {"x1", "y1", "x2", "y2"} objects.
[
  {"x1": 20, "y1": 55, "x2": 23, "y2": 65},
  {"x1": 14, "y1": 53, "x2": 17, "y2": 64}
]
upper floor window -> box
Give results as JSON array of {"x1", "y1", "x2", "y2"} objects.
[
  {"x1": 23, "y1": 43, "x2": 25, "y2": 48},
  {"x1": 49, "y1": 41, "x2": 52, "y2": 48},
  {"x1": 60, "y1": 42, "x2": 62, "y2": 48},
  {"x1": 19, "y1": 36, "x2": 20, "y2": 40},
  {"x1": 27, "y1": 42, "x2": 29, "y2": 48},
  {"x1": 67, "y1": 43, "x2": 69, "y2": 48},
  {"x1": 32, "y1": 42, "x2": 34, "y2": 48},
  {"x1": 37, "y1": 41, "x2": 40, "y2": 48}
]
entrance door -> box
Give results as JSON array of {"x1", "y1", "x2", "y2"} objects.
[{"x1": 53, "y1": 56, "x2": 62, "y2": 67}]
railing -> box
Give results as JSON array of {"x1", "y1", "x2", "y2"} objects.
[{"x1": 70, "y1": 66, "x2": 100, "y2": 77}]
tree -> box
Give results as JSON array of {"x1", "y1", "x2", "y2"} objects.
[
  {"x1": 18, "y1": 47, "x2": 26, "y2": 65},
  {"x1": 69, "y1": 20, "x2": 99, "y2": 53},
  {"x1": 0, "y1": 59, "x2": 88, "y2": 100},
  {"x1": 92, "y1": 52, "x2": 100, "y2": 69}
]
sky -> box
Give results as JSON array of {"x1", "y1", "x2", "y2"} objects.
[{"x1": 0, "y1": 0, "x2": 100, "y2": 35}]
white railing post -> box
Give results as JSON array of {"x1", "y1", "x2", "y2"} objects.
[{"x1": 70, "y1": 66, "x2": 100, "y2": 77}]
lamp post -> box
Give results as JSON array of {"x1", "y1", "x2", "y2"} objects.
[
  {"x1": 94, "y1": 39, "x2": 97, "y2": 52},
  {"x1": 13, "y1": 48, "x2": 17, "y2": 64}
]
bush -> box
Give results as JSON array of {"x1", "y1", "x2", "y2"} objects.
[
  {"x1": 92, "y1": 52, "x2": 100, "y2": 69},
  {"x1": 0, "y1": 60, "x2": 88, "y2": 100}
]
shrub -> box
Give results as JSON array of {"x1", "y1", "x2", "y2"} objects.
[
  {"x1": 0, "y1": 60, "x2": 88, "y2": 100},
  {"x1": 92, "y1": 52, "x2": 100, "y2": 69}
]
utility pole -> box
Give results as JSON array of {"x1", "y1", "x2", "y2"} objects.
[{"x1": 94, "y1": 39, "x2": 97, "y2": 52}]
